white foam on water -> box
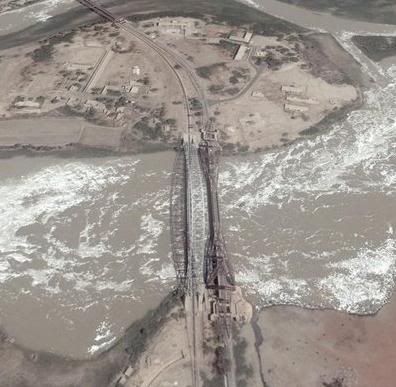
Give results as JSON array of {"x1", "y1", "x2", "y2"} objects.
[
  {"x1": 155, "y1": 263, "x2": 176, "y2": 282},
  {"x1": 319, "y1": 238, "x2": 396, "y2": 312},
  {"x1": 88, "y1": 320, "x2": 117, "y2": 355},
  {"x1": 0, "y1": 158, "x2": 159, "y2": 299},
  {"x1": 221, "y1": 59, "x2": 396, "y2": 313},
  {"x1": 237, "y1": 269, "x2": 310, "y2": 305},
  {"x1": 221, "y1": 76, "x2": 396, "y2": 212},
  {"x1": 136, "y1": 214, "x2": 165, "y2": 255},
  {"x1": 0, "y1": 153, "x2": 179, "y2": 355},
  {"x1": 27, "y1": 0, "x2": 74, "y2": 22}
]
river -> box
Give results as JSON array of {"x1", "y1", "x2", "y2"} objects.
[
  {"x1": 240, "y1": 0, "x2": 396, "y2": 35},
  {"x1": 0, "y1": 0, "x2": 395, "y2": 359},
  {"x1": 0, "y1": 0, "x2": 77, "y2": 36},
  {"x1": 0, "y1": 152, "x2": 176, "y2": 357},
  {"x1": 1, "y1": 67, "x2": 395, "y2": 355}
]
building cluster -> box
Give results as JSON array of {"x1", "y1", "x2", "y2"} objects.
[
  {"x1": 281, "y1": 85, "x2": 318, "y2": 115},
  {"x1": 150, "y1": 17, "x2": 201, "y2": 37},
  {"x1": 63, "y1": 62, "x2": 149, "y2": 123},
  {"x1": 228, "y1": 31, "x2": 253, "y2": 61},
  {"x1": 250, "y1": 84, "x2": 319, "y2": 117}
]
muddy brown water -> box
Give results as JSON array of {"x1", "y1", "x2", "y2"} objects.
[
  {"x1": 0, "y1": 0, "x2": 395, "y2": 359},
  {"x1": 239, "y1": 0, "x2": 396, "y2": 34},
  {"x1": 0, "y1": 0, "x2": 77, "y2": 36},
  {"x1": 0, "y1": 69, "x2": 395, "y2": 356},
  {"x1": 0, "y1": 152, "x2": 176, "y2": 357}
]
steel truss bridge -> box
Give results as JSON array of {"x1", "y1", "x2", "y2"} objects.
[
  {"x1": 74, "y1": 1, "x2": 236, "y2": 385},
  {"x1": 170, "y1": 134, "x2": 236, "y2": 314}
]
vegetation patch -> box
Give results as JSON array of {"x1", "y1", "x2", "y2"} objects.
[
  {"x1": 28, "y1": 30, "x2": 76, "y2": 63},
  {"x1": 218, "y1": 39, "x2": 240, "y2": 57},
  {"x1": 229, "y1": 68, "x2": 249, "y2": 84},
  {"x1": 196, "y1": 62, "x2": 227, "y2": 79},
  {"x1": 29, "y1": 44, "x2": 54, "y2": 62}
]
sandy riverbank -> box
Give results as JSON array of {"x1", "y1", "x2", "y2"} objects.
[
  {"x1": 0, "y1": 292, "x2": 181, "y2": 387},
  {"x1": 0, "y1": 118, "x2": 125, "y2": 152},
  {"x1": 3, "y1": 288, "x2": 395, "y2": 387},
  {"x1": 234, "y1": 291, "x2": 396, "y2": 387}
]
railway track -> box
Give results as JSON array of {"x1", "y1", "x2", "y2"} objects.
[
  {"x1": 119, "y1": 14, "x2": 204, "y2": 387},
  {"x1": 74, "y1": 3, "x2": 215, "y2": 386}
]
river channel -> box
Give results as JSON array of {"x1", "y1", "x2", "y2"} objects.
[{"x1": 0, "y1": 0, "x2": 395, "y2": 359}]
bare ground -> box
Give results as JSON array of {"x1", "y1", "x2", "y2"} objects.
[{"x1": 243, "y1": 292, "x2": 396, "y2": 387}]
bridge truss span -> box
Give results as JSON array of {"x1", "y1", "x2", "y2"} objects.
[{"x1": 170, "y1": 146, "x2": 188, "y2": 289}]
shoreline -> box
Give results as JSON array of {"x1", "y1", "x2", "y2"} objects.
[
  {"x1": 252, "y1": 290, "x2": 396, "y2": 386},
  {"x1": 0, "y1": 2, "x2": 368, "y2": 159},
  {"x1": 0, "y1": 94, "x2": 364, "y2": 159},
  {"x1": 0, "y1": 291, "x2": 182, "y2": 386},
  {"x1": 2, "y1": 287, "x2": 394, "y2": 386},
  {"x1": 0, "y1": 1, "x2": 394, "y2": 386},
  {"x1": 0, "y1": 77, "x2": 365, "y2": 159}
]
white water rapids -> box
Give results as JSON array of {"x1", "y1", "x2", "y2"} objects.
[
  {"x1": 0, "y1": 67, "x2": 394, "y2": 356},
  {"x1": 0, "y1": 0, "x2": 395, "y2": 358}
]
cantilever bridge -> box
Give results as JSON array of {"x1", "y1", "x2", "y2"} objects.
[
  {"x1": 74, "y1": 1, "x2": 236, "y2": 384},
  {"x1": 170, "y1": 132, "x2": 236, "y2": 316},
  {"x1": 173, "y1": 135, "x2": 235, "y2": 291},
  {"x1": 170, "y1": 130, "x2": 236, "y2": 387}
]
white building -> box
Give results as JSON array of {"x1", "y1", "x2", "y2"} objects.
[
  {"x1": 15, "y1": 100, "x2": 40, "y2": 109},
  {"x1": 234, "y1": 45, "x2": 248, "y2": 61},
  {"x1": 229, "y1": 31, "x2": 253, "y2": 44},
  {"x1": 66, "y1": 63, "x2": 92, "y2": 71},
  {"x1": 286, "y1": 96, "x2": 319, "y2": 105},
  {"x1": 281, "y1": 85, "x2": 304, "y2": 95},
  {"x1": 132, "y1": 66, "x2": 140, "y2": 75},
  {"x1": 284, "y1": 103, "x2": 308, "y2": 113}
]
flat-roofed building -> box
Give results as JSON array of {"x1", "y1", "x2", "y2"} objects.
[
  {"x1": 244, "y1": 32, "x2": 253, "y2": 43},
  {"x1": 281, "y1": 85, "x2": 304, "y2": 95},
  {"x1": 66, "y1": 63, "x2": 92, "y2": 71},
  {"x1": 14, "y1": 100, "x2": 40, "y2": 109},
  {"x1": 284, "y1": 103, "x2": 309, "y2": 113},
  {"x1": 234, "y1": 45, "x2": 248, "y2": 61},
  {"x1": 286, "y1": 96, "x2": 319, "y2": 105},
  {"x1": 229, "y1": 31, "x2": 253, "y2": 44}
]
